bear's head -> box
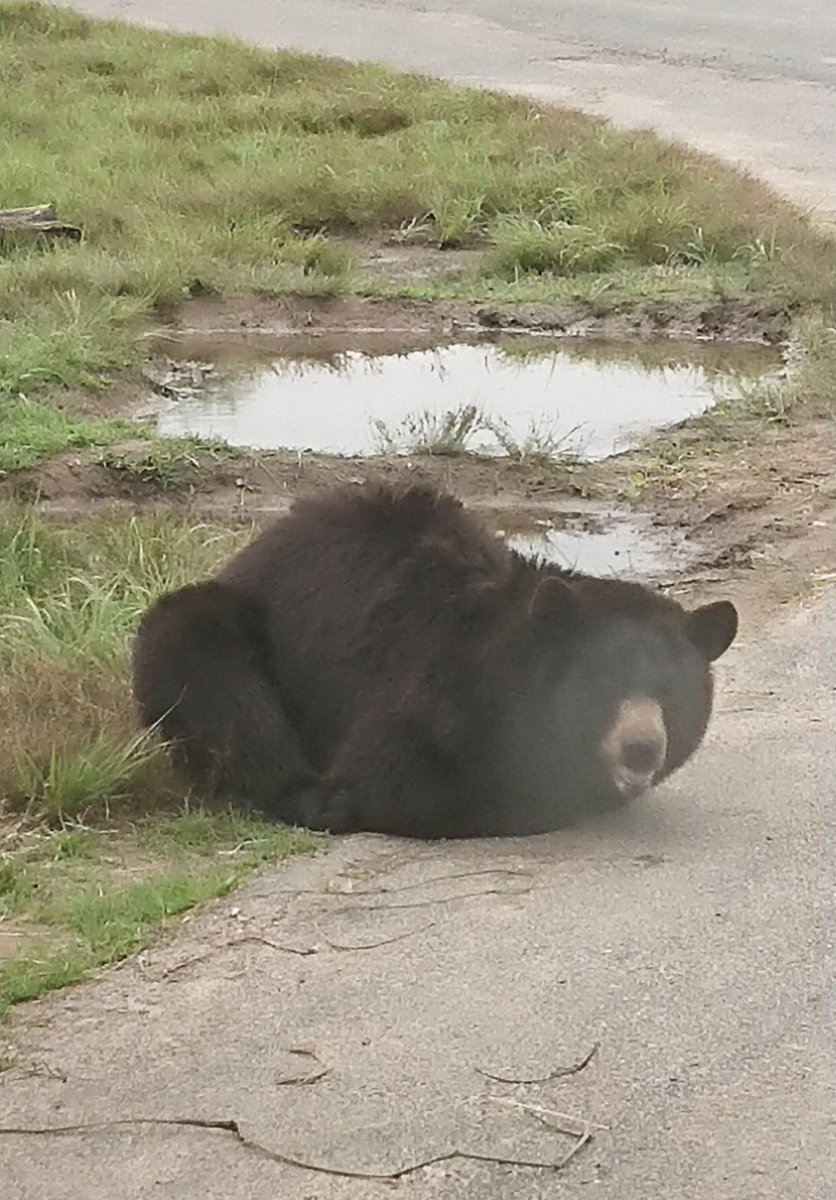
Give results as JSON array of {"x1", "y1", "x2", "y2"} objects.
[{"x1": 522, "y1": 574, "x2": 739, "y2": 810}]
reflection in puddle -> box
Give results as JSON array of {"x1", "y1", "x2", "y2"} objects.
[
  {"x1": 154, "y1": 333, "x2": 779, "y2": 461},
  {"x1": 505, "y1": 518, "x2": 671, "y2": 579}
]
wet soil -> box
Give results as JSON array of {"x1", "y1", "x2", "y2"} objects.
[{"x1": 157, "y1": 289, "x2": 799, "y2": 348}]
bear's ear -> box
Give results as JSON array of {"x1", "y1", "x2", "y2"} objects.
[
  {"x1": 528, "y1": 575, "x2": 580, "y2": 625},
  {"x1": 685, "y1": 600, "x2": 738, "y2": 661}
]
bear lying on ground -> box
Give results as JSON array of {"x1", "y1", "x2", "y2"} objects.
[{"x1": 132, "y1": 482, "x2": 738, "y2": 839}]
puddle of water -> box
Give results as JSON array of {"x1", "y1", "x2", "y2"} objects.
[
  {"x1": 153, "y1": 332, "x2": 780, "y2": 461},
  {"x1": 506, "y1": 521, "x2": 670, "y2": 579},
  {"x1": 495, "y1": 504, "x2": 685, "y2": 579}
]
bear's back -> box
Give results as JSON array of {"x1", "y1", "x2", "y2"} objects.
[{"x1": 217, "y1": 483, "x2": 518, "y2": 765}]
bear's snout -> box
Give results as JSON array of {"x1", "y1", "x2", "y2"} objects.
[{"x1": 600, "y1": 696, "x2": 668, "y2": 799}]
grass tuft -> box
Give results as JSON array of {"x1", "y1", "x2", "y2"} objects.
[
  {"x1": 371, "y1": 403, "x2": 488, "y2": 456},
  {"x1": 489, "y1": 216, "x2": 622, "y2": 278},
  {"x1": 14, "y1": 732, "x2": 157, "y2": 823},
  {"x1": 371, "y1": 402, "x2": 583, "y2": 463},
  {"x1": 68, "y1": 870, "x2": 239, "y2": 960},
  {"x1": 0, "y1": 952, "x2": 92, "y2": 1014},
  {"x1": 0, "y1": 512, "x2": 250, "y2": 817}
]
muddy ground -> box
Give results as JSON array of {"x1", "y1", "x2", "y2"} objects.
[{"x1": 4, "y1": 294, "x2": 834, "y2": 630}]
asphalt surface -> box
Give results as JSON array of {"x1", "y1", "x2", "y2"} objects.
[
  {"x1": 2, "y1": 587, "x2": 834, "y2": 1196},
  {"x1": 55, "y1": 0, "x2": 836, "y2": 221}
]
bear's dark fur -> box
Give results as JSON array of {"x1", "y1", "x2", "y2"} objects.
[{"x1": 132, "y1": 482, "x2": 738, "y2": 838}]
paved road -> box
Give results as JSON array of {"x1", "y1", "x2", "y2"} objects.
[
  {"x1": 2, "y1": 587, "x2": 834, "y2": 1196},
  {"x1": 56, "y1": 0, "x2": 836, "y2": 221}
]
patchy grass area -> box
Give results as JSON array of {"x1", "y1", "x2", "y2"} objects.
[
  {"x1": 0, "y1": 510, "x2": 321, "y2": 1016},
  {"x1": 629, "y1": 313, "x2": 836, "y2": 479},
  {"x1": 96, "y1": 436, "x2": 245, "y2": 490},
  {"x1": 0, "y1": 394, "x2": 138, "y2": 476},
  {"x1": 2, "y1": 1, "x2": 835, "y2": 420},
  {"x1": 0, "y1": 809, "x2": 318, "y2": 1016}
]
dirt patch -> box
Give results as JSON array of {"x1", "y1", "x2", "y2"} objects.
[{"x1": 156, "y1": 289, "x2": 798, "y2": 346}]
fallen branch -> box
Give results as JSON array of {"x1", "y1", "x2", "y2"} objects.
[
  {"x1": 0, "y1": 204, "x2": 82, "y2": 244},
  {"x1": 0, "y1": 1115, "x2": 593, "y2": 1178}
]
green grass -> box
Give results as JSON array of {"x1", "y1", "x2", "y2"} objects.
[
  {"x1": 0, "y1": 511, "x2": 249, "y2": 817},
  {"x1": 0, "y1": 509, "x2": 322, "y2": 1016},
  {"x1": 1, "y1": 0, "x2": 834, "y2": 439},
  {"x1": 714, "y1": 314, "x2": 836, "y2": 422},
  {"x1": 96, "y1": 437, "x2": 243, "y2": 490},
  {"x1": 0, "y1": 809, "x2": 318, "y2": 1016},
  {"x1": 0, "y1": 953, "x2": 91, "y2": 1012},
  {"x1": 371, "y1": 402, "x2": 582, "y2": 464},
  {"x1": 371, "y1": 403, "x2": 490, "y2": 457},
  {"x1": 0, "y1": 394, "x2": 137, "y2": 476}
]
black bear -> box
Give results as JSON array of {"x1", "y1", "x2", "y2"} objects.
[{"x1": 132, "y1": 482, "x2": 738, "y2": 838}]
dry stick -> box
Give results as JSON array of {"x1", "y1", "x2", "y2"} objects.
[
  {"x1": 488, "y1": 1096, "x2": 609, "y2": 1136},
  {"x1": 270, "y1": 868, "x2": 535, "y2": 901},
  {"x1": 474, "y1": 1042, "x2": 599, "y2": 1085},
  {"x1": 162, "y1": 920, "x2": 435, "y2": 978},
  {"x1": 354, "y1": 868, "x2": 535, "y2": 895},
  {"x1": 237, "y1": 935, "x2": 317, "y2": 956},
  {"x1": 2, "y1": 1061, "x2": 68, "y2": 1085},
  {"x1": 161, "y1": 936, "x2": 316, "y2": 978},
  {"x1": 268, "y1": 868, "x2": 537, "y2": 901},
  {"x1": 0, "y1": 1117, "x2": 593, "y2": 1178},
  {"x1": 551, "y1": 1125, "x2": 594, "y2": 1172},
  {"x1": 318, "y1": 921, "x2": 435, "y2": 952},
  {"x1": 275, "y1": 1048, "x2": 330, "y2": 1087},
  {"x1": 339, "y1": 884, "x2": 534, "y2": 914}
]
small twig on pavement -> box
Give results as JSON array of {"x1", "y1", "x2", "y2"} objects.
[
  {"x1": 474, "y1": 1042, "x2": 599, "y2": 1085},
  {"x1": 276, "y1": 1048, "x2": 330, "y2": 1086},
  {"x1": 318, "y1": 921, "x2": 435, "y2": 951},
  {"x1": 161, "y1": 935, "x2": 317, "y2": 978},
  {"x1": 341, "y1": 882, "x2": 533, "y2": 913},
  {"x1": 236, "y1": 935, "x2": 317, "y2": 956},
  {"x1": 356, "y1": 868, "x2": 535, "y2": 895},
  {"x1": 1, "y1": 1060, "x2": 68, "y2": 1084},
  {"x1": 487, "y1": 1096, "x2": 608, "y2": 1135}
]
